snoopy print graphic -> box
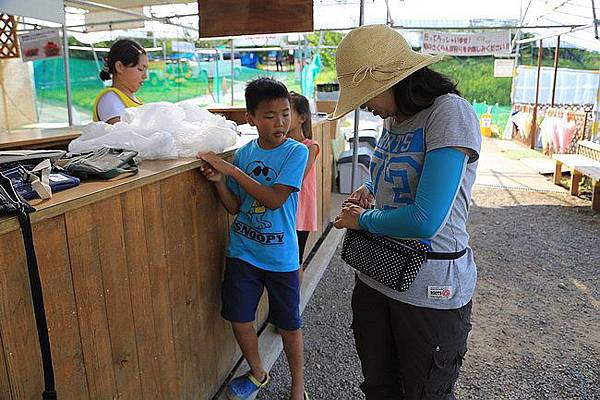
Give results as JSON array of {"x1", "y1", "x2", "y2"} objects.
[{"x1": 246, "y1": 161, "x2": 277, "y2": 229}]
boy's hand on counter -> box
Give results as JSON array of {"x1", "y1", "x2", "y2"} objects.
[
  {"x1": 197, "y1": 152, "x2": 242, "y2": 215},
  {"x1": 198, "y1": 151, "x2": 237, "y2": 176},
  {"x1": 199, "y1": 160, "x2": 224, "y2": 183}
]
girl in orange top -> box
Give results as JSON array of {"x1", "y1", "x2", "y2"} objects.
[{"x1": 287, "y1": 92, "x2": 320, "y2": 267}]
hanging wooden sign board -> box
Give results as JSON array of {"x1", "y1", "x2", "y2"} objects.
[{"x1": 198, "y1": 0, "x2": 313, "y2": 38}]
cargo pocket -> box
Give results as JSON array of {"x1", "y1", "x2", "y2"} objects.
[{"x1": 421, "y1": 340, "x2": 467, "y2": 400}]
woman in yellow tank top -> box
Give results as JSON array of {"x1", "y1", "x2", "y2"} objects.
[{"x1": 92, "y1": 39, "x2": 148, "y2": 124}]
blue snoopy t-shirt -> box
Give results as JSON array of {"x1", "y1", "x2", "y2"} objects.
[{"x1": 226, "y1": 138, "x2": 308, "y2": 272}]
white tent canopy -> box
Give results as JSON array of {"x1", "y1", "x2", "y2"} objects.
[
  {"x1": 1, "y1": 0, "x2": 64, "y2": 24},
  {"x1": 8, "y1": 1, "x2": 597, "y2": 51},
  {"x1": 520, "y1": 0, "x2": 600, "y2": 52}
]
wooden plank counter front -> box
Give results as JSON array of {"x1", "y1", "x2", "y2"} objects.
[{"x1": 0, "y1": 119, "x2": 335, "y2": 400}]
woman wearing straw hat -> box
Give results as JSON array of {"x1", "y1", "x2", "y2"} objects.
[{"x1": 331, "y1": 25, "x2": 481, "y2": 399}]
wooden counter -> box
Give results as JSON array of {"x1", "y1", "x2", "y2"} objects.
[
  {"x1": 0, "y1": 119, "x2": 335, "y2": 400},
  {"x1": 0, "y1": 127, "x2": 81, "y2": 150}
]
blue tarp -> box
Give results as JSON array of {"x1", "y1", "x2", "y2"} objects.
[{"x1": 301, "y1": 53, "x2": 322, "y2": 97}]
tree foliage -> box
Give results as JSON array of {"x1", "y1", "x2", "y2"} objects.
[{"x1": 431, "y1": 57, "x2": 513, "y2": 105}]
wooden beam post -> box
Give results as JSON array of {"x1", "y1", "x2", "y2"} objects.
[
  {"x1": 531, "y1": 39, "x2": 543, "y2": 149},
  {"x1": 570, "y1": 169, "x2": 582, "y2": 196},
  {"x1": 553, "y1": 160, "x2": 563, "y2": 185},
  {"x1": 592, "y1": 180, "x2": 600, "y2": 212},
  {"x1": 551, "y1": 35, "x2": 560, "y2": 107}
]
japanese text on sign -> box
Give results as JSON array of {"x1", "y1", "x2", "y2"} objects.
[{"x1": 422, "y1": 31, "x2": 511, "y2": 56}]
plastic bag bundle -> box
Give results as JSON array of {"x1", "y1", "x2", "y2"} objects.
[
  {"x1": 538, "y1": 116, "x2": 578, "y2": 154},
  {"x1": 70, "y1": 102, "x2": 237, "y2": 160},
  {"x1": 557, "y1": 120, "x2": 577, "y2": 154},
  {"x1": 539, "y1": 116, "x2": 558, "y2": 153}
]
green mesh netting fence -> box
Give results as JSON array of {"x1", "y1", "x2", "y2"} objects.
[
  {"x1": 472, "y1": 101, "x2": 512, "y2": 136},
  {"x1": 33, "y1": 57, "x2": 306, "y2": 123}
]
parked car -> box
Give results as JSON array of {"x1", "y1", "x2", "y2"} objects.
[{"x1": 190, "y1": 49, "x2": 241, "y2": 80}]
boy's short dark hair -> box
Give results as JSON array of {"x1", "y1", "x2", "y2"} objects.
[{"x1": 245, "y1": 77, "x2": 290, "y2": 115}]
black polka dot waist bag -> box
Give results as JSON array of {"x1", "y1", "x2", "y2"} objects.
[{"x1": 341, "y1": 229, "x2": 467, "y2": 292}]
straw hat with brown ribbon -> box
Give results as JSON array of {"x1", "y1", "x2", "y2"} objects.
[{"x1": 328, "y1": 24, "x2": 444, "y2": 121}]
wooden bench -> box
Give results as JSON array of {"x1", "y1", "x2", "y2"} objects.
[{"x1": 553, "y1": 140, "x2": 600, "y2": 211}]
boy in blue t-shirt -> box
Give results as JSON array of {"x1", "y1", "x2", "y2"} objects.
[{"x1": 198, "y1": 77, "x2": 309, "y2": 400}]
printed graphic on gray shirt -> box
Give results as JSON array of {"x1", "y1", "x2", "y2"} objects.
[{"x1": 359, "y1": 93, "x2": 482, "y2": 310}]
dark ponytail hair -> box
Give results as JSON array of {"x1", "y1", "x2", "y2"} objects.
[
  {"x1": 99, "y1": 39, "x2": 146, "y2": 81},
  {"x1": 290, "y1": 92, "x2": 312, "y2": 139},
  {"x1": 393, "y1": 67, "x2": 460, "y2": 116}
]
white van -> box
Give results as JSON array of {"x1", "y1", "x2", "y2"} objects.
[{"x1": 190, "y1": 49, "x2": 241, "y2": 80}]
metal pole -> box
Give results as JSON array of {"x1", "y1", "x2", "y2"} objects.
[
  {"x1": 302, "y1": 35, "x2": 308, "y2": 96},
  {"x1": 230, "y1": 39, "x2": 234, "y2": 106},
  {"x1": 510, "y1": 0, "x2": 524, "y2": 109},
  {"x1": 90, "y1": 43, "x2": 100, "y2": 70},
  {"x1": 350, "y1": 0, "x2": 365, "y2": 192},
  {"x1": 513, "y1": 0, "x2": 524, "y2": 68},
  {"x1": 551, "y1": 35, "x2": 560, "y2": 107},
  {"x1": 62, "y1": 24, "x2": 74, "y2": 126},
  {"x1": 592, "y1": 0, "x2": 599, "y2": 39},
  {"x1": 385, "y1": 0, "x2": 394, "y2": 26},
  {"x1": 0, "y1": 62, "x2": 11, "y2": 131},
  {"x1": 215, "y1": 47, "x2": 220, "y2": 104},
  {"x1": 531, "y1": 39, "x2": 543, "y2": 149}
]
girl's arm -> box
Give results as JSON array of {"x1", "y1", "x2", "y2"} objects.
[{"x1": 302, "y1": 144, "x2": 319, "y2": 179}]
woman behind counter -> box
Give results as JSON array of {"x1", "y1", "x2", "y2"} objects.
[{"x1": 92, "y1": 39, "x2": 148, "y2": 124}]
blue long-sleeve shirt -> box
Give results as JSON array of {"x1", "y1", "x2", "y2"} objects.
[{"x1": 359, "y1": 147, "x2": 468, "y2": 239}]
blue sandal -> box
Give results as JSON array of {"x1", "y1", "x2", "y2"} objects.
[{"x1": 225, "y1": 371, "x2": 269, "y2": 400}]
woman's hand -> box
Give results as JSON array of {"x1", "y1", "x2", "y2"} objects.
[
  {"x1": 197, "y1": 151, "x2": 237, "y2": 177},
  {"x1": 334, "y1": 203, "x2": 365, "y2": 230},
  {"x1": 343, "y1": 185, "x2": 374, "y2": 209}
]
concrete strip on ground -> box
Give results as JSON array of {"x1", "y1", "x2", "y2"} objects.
[{"x1": 476, "y1": 138, "x2": 567, "y2": 193}]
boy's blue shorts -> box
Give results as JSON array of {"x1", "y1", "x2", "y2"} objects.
[{"x1": 221, "y1": 257, "x2": 302, "y2": 331}]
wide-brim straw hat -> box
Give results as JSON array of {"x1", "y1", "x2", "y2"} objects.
[{"x1": 328, "y1": 24, "x2": 444, "y2": 121}]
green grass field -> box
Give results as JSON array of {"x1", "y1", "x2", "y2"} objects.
[
  {"x1": 37, "y1": 79, "x2": 212, "y2": 112},
  {"x1": 34, "y1": 62, "x2": 303, "y2": 115}
]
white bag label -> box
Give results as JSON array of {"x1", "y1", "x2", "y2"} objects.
[
  {"x1": 427, "y1": 286, "x2": 453, "y2": 300},
  {"x1": 49, "y1": 173, "x2": 69, "y2": 182}
]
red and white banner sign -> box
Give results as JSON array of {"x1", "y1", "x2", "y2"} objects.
[{"x1": 422, "y1": 30, "x2": 511, "y2": 56}]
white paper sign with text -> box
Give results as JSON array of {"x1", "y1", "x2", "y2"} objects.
[{"x1": 423, "y1": 31, "x2": 511, "y2": 56}]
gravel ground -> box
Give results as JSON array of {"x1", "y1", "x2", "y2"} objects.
[{"x1": 258, "y1": 186, "x2": 599, "y2": 400}]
